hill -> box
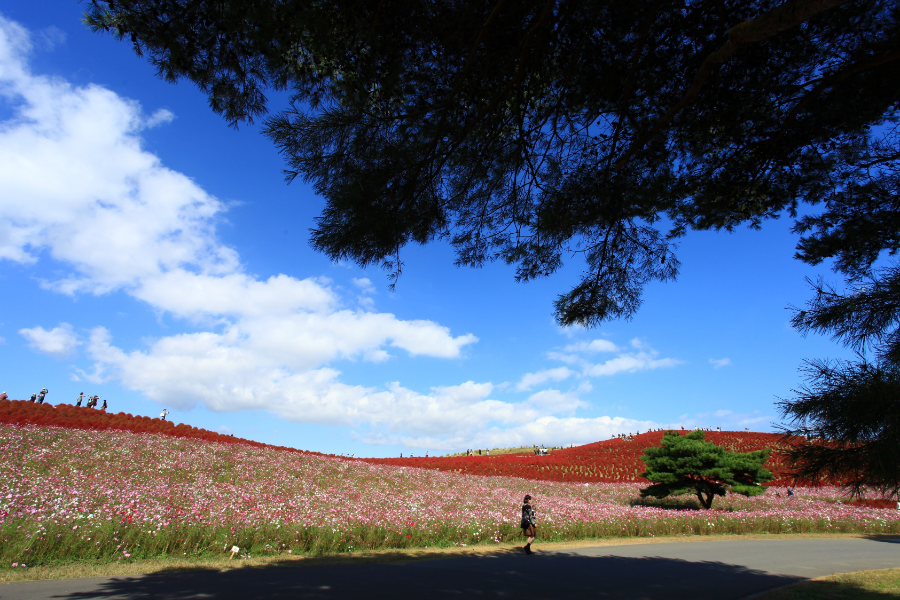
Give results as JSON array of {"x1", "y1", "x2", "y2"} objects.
[
  {"x1": 0, "y1": 399, "x2": 328, "y2": 457},
  {"x1": 2, "y1": 400, "x2": 796, "y2": 484},
  {"x1": 1, "y1": 407, "x2": 898, "y2": 571},
  {"x1": 364, "y1": 431, "x2": 798, "y2": 485}
]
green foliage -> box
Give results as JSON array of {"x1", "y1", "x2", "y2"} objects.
[
  {"x1": 779, "y1": 257, "x2": 900, "y2": 498},
  {"x1": 640, "y1": 430, "x2": 773, "y2": 509},
  {"x1": 778, "y1": 358, "x2": 900, "y2": 498},
  {"x1": 83, "y1": 0, "x2": 900, "y2": 327}
]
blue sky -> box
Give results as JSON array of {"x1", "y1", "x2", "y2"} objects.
[{"x1": 0, "y1": 4, "x2": 854, "y2": 456}]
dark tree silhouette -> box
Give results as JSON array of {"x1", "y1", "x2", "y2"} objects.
[
  {"x1": 84, "y1": 0, "x2": 899, "y2": 325},
  {"x1": 84, "y1": 0, "x2": 900, "y2": 491}
]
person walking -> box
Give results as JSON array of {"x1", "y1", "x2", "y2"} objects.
[
  {"x1": 38, "y1": 388, "x2": 48, "y2": 404},
  {"x1": 101, "y1": 398, "x2": 107, "y2": 411},
  {"x1": 160, "y1": 409, "x2": 169, "y2": 420},
  {"x1": 29, "y1": 393, "x2": 37, "y2": 402},
  {"x1": 0, "y1": 391, "x2": 7, "y2": 401},
  {"x1": 521, "y1": 494, "x2": 537, "y2": 554},
  {"x1": 76, "y1": 392, "x2": 85, "y2": 407}
]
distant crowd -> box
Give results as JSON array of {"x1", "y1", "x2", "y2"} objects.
[
  {"x1": 0, "y1": 389, "x2": 110, "y2": 411},
  {"x1": 74, "y1": 392, "x2": 107, "y2": 410},
  {"x1": 613, "y1": 426, "x2": 753, "y2": 440}
]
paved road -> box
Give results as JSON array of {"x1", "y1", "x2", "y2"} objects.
[{"x1": 2, "y1": 537, "x2": 900, "y2": 600}]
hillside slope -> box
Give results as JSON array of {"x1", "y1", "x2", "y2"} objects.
[
  {"x1": 0, "y1": 400, "x2": 328, "y2": 458},
  {"x1": 2, "y1": 400, "x2": 796, "y2": 484},
  {"x1": 2, "y1": 420, "x2": 898, "y2": 571},
  {"x1": 364, "y1": 431, "x2": 799, "y2": 485}
]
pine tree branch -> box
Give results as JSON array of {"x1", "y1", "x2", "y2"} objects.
[{"x1": 613, "y1": 0, "x2": 853, "y2": 172}]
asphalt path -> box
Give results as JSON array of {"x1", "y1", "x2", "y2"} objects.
[{"x1": 2, "y1": 537, "x2": 900, "y2": 600}]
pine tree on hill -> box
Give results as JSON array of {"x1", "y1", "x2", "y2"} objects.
[{"x1": 640, "y1": 430, "x2": 774, "y2": 509}]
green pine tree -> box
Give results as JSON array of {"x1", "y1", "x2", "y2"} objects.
[{"x1": 640, "y1": 430, "x2": 774, "y2": 509}]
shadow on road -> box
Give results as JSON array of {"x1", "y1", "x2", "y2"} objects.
[
  {"x1": 752, "y1": 573, "x2": 900, "y2": 600},
  {"x1": 49, "y1": 553, "x2": 804, "y2": 600},
  {"x1": 864, "y1": 535, "x2": 900, "y2": 544}
]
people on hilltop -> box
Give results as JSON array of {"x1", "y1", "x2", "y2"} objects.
[
  {"x1": 29, "y1": 393, "x2": 37, "y2": 402},
  {"x1": 101, "y1": 398, "x2": 107, "y2": 411},
  {"x1": 0, "y1": 391, "x2": 7, "y2": 401},
  {"x1": 75, "y1": 392, "x2": 85, "y2": 407},
  {"x1": 37, "y1": 388, "x2": 48, "y2": 404},
  {"x1": 160, "y1": 409, "x2": 169, "y2": 420}
]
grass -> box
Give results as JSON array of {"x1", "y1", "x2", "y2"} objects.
[{"x1": 755, "y1": 567, "x2": 900, "y2": 599}]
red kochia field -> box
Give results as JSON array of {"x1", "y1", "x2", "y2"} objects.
[
  {"x1": 364, "y1": 431, "x2": 799, "y2": 485},
  {"x1": 1, "y1": 400, "x2": 799, "y2": 484},
  {"x1": 0, "y1": 400, "x2": 328, "y2": 459}
]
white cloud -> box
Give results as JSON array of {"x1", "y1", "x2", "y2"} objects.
[
  {"x1": 547, "y1": 337, "x2": 681, "y2": 379},
  {"x1": 557, "y1": 322, "x2": 586, "y2": 338},
  {"x1": 710, "y1": 357, "x2": 732, "y2": 369},
  {"x1": 0, "y1": 19, "x2": 239, "y2": 290},
  {"x1": 83, "y1": 324, "x2": 537, "y2": 437},
  {"x1": 352, "y1": 277, "x2": 375, "y2": 294},
  {"x1": 350, "y1": 277, "x2": 376, "y2": 309},
  {"x1": 526, "y1": 383, "x2": 590, "y2": 414},
  {"x1": 675, "y1": 409, "x2": 774, "y2": 433},
  {"x1": 36, "y1": 26, "x2": 66, "y2": 51},
  {"x1": 545, "y1": 351, "x2": 582, "y2": 366},
  {"x1": 367, "y1": 415, "x2": 665, "y2": 451},
  {"x1": 0, "y1": 16, "x2": 682, "y2": 450},
  {"x1": 19, "y1": 323, "x2": 79, "y2": 357},
  {"x1": 585, "y1": 351, "x2": 681, "y2": 377},
  {"x1": 515, "y1": 366, "x2": 574, "y2": 391},
  {"x1": 564, "y1": 339, "x2": 619, "y2": 353},
  {"x1": 0, "y1": 14, "x2": 475, "y2": 377}
]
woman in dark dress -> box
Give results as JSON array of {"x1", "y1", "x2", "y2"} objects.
[{"x1": 521, "y1": 495, "x2": 536, "y2": 554}]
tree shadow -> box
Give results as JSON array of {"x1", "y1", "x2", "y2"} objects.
[
  {"x1": 629, "y1": 496, "x2": 703, "y2": 510},
  {"x1": 861, "y1": 535, "x2": 900, "y2": 544},
  {"x1": 10, "y1": 552, "x2": 814, "y2": 600}
]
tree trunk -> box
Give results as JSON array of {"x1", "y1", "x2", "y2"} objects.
[{"x1": 697, "y1": 490, "x2": 714, "y2": 509}]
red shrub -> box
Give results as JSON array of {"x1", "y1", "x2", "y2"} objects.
[
  {"x1": 0, "y1": 400, "x2": 330, "y2": 460},
  {"x1": 363, "y1": 430, "x2": 814, "y2": 485}
]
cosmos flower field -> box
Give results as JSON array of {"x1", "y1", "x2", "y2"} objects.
[{"x1": 2, "y1": 420, "x2": 900, "y2": 570}]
